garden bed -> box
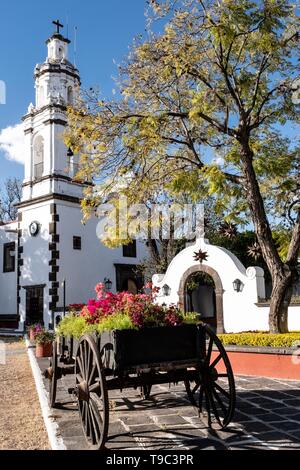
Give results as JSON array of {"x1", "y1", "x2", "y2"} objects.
[{"x1": 215, "y1": 333, "x2": 300, "y2": 380}]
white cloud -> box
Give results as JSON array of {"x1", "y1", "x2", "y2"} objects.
[{"x1": 0, "y1": 123, "x2": 25, "y2": 164}]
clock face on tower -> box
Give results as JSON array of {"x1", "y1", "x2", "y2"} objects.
[{"x1": 29, "y1": 221, "x2": 40, "y2": 237}]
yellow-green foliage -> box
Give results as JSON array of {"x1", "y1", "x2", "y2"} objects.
[
  {"x1": 97, "y1": 314, "x2": 136, "y2": 333},
  {"x1": 56, "y1": 314, "x2": 97, "y2": 339},
  {"x1": 219, "y1": 332, "x2": 300, "y2": 348},
  {"x1": 55, "y1": 311, "x2": 201, "y2": 339},
  {"x1": 181, "y1": 312, "x2": 200, "y2": 325}
]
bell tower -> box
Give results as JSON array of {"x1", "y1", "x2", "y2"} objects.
[{"x1": 22, "y1": 20, "x2": 83, "y2": 202}]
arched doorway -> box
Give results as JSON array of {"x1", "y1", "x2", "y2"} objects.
[
  {"x1": 185, "y1": 272, "x2": 216, "y2": 330},
  {"x1": 178, "y1": 265, "x2": 224, "y2": 333}
]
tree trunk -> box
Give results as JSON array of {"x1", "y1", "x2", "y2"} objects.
[{"x1": 269, "y1": 267, "x2": 294, "y2": 333}]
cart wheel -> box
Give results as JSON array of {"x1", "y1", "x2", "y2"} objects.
[
  {"x1": 75, "y1": 335, "x2": 109, "y2": 450},
  {"x1": 140, "y1": 385, "x2": 152, "y2": 400},
  {"x1": 49, "y1": 340, "x2": 58, "y2": 408},
  {"x1": 185, "y1": 324, "x2": 236, "y2": 430}
]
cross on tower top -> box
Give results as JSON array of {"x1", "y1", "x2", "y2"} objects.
[{"x1": 52, "y1": 19, "x2": 64, "y2": 34}]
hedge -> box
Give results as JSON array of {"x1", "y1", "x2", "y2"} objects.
[{"x1": 218, "y1": 332, "x2": 300, "y2": 348}]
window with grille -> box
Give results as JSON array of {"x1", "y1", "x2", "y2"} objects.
[
  {"x1": 73, "y1": 236, "x2": 82, "y2": 250},
  {"x1": 122, "y1": 240, "x2": 137, "y2": 258},
  {"x1": 3, "y1": 242, "x2": 15, "y2": 273}
]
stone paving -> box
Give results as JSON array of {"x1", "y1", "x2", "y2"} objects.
[{"x1": 37, "y1": 357, "x2": 300, "y2": 450}]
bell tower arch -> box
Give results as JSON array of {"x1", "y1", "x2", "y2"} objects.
[{"x1": 22, "y1": 21, "x2": 84, "y2": 203}]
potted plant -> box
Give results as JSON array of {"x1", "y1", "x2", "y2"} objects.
[
  {"x1": 34, "y1": 329, "x2": 55, "y2": 358},
  {"x1": 27, "y1": 323, "x2": 43, "y2": 343}
]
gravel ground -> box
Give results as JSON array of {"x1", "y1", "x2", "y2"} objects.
[{"x1": 0, "y1": 337, "x2": 50, "y2": 450}]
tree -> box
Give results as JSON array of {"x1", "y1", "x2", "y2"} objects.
[
  {"x1": 0, "y1": 178, "x2": 22, "y2": 223},
  {"x1": 66, "y1": 0, "x2": 300, "y2": 333}
]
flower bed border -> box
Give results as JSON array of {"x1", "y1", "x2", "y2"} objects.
[{"x1": 212, "y1": 345, "x2": 300, "y2": 380}]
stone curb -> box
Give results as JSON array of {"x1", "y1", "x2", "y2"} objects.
[{"x1": 25, "y1": 337, "x2": 66, "y2": 450}]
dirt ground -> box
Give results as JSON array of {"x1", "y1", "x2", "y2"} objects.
[{"x1": 0, "y1": 337, "x2": 50, "y2": 450}]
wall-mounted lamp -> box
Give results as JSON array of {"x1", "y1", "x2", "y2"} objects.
[
  {"x1": 233, "y1": 279, "x2": 244, "y2": 293},
  {"x1": 162, "y1": 284, "x2": 171, "y2": 296},
  {"x1": 104, "y1": 278, "x2": 113, "y2": 292}
]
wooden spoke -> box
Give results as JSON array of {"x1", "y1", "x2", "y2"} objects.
[
  {"x1": 76, "y1": 373, "x2": 84, "y2": 384},
  {"x1": 198, "y1": 384, "x2": 204, "y2": 413},
  {"x1": 211, "y1": 385, "x2": 228, "y2": 417},
  {"x1": 75, "y1": 334, "x2": 109, "y2": 450},
  {"x1": 206, "y1": 384, "x2": 222, "y2": 426},
  {"x1": 213, "y1": 381, "x2": 231, "y2": 400},
  {"x1": 89, "y1": 382, "x2": 101, "y2": 393},
  {"x1": 89, "y1": 402, "x2": 100, "y2": 444},
  {"x1": 88, "y1": 363, "x2": 97, "y2": 386},
  {"x1": 205, "y1": 338, "x2": 213, "y2": 366},
  {"x1": 76, "y1": 354, "x2": 85, "y2": 379},
  {"x1": 184, "y1": 324, "x2": 236, "y2": 430},
  {"x1": 209, "y1": 353, "x2": 222, "y2": 370},
  {"x1": 192, "y1": 382, "x2": 201, "y2": 394}
]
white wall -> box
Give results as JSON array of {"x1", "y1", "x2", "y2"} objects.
[
  {"x1": 56, "y1": 202, "x2": 148, "y2": 306},
  {"x1": 18, "y1": 202, "x2": 52, "y2": 328},
  {"x1": 0, "y1": 222, "x2": 18, "y2": 316}
]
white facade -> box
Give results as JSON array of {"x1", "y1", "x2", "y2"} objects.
[
  {"x1": 0, "y1": 28, "x2": 148, "y2": 331},
  {"x1": 153, "y1": 237, "x2": 300, "y2": 333},
  {"x1": 0, "y1": 221, "x2": 18, "y2": 316}
]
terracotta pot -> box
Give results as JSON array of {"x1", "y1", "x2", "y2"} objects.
[{"x1": 35, "y1": 342, "x2": 53, "y2": 358}]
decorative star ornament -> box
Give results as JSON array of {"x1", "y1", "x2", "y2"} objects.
[
  {"x1": 247, "y1": 242, "x2": 261, "y2": 261},
  {"x1": 220, "y1": 222, "x2": 238, "y2": 239},
  {"x1": 193, "y1": 249, "x2": 208, "y2": 264}
]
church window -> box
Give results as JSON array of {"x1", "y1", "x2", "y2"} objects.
[
  {"x1": 67, "y1": 87, "x2": 73, "y2": 104},
  {"x1": 73, "y1": 236, "x2": 82, "y2": 250},
  {"x1": 3, "y1": 242, "x2": 15, "y2": 273},
  {"x1": 33, "y1": 136, "x2": 44, "y2": 179},
  {"x1": 122, "y1": 240, "x2": 137, "y2": 258}
]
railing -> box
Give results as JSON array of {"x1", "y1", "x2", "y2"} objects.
[{"x1": 34, "y1": 162, "x2": 44, "y2": 179}]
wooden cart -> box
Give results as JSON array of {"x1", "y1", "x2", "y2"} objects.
[{"x1": 44, "y1": 323, "x2": 236, "y2": 450}]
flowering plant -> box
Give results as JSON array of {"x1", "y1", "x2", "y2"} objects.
[
  {"x1": 80, "y1": 282, "x2": 185, "y2": 328},
  {"x1": 57, "y1": 283, "x2": 199, "y2": 338},
  {"x1": 27, "y1": 323, "x2": 43, "y2": 340},
  {"x1": 34, "y1": 329, "x2": 55, "y2": 345}
]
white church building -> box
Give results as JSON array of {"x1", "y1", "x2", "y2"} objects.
[{"x1": 0, "y1": 25, "x2": 148, "y2": 332}]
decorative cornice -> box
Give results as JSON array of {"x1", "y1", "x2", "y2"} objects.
[
  {"x1": 34, "y1": 64, "x2": 80, "y2": 82},
  {"x1": 16, "y1": 193, "x2": 82, "y2": 209},
  {"x1": 43, "y1": 118, "x2": 67, "y2": 126},
  {"x1": 22, "y1": 173, "x2": 93, "y2": 188},
  {"x1": 46, "y1": 33, "x2": 71, "y2": 45},
  {"x1": 22, "y1": 103, "x2": 67, "y2": 121}
]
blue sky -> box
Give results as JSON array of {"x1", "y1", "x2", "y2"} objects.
[{"x1": 0, "y1": 0, "x2": 148, "y2": 186}]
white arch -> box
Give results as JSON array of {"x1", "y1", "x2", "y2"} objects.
[{"x1": 152, "y1": 238, "x2": 266, "y2": 333}]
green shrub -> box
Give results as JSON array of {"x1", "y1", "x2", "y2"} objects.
[
  {"x1": 218, "y1": 331, "x2": 300, "y2": 348},
  {"x1": 56, "y1": 314, "x2": 97, "y2": 339}
]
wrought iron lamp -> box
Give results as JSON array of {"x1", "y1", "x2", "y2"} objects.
[
  {"x1": 233, "y1": 279, "x2": 244, "y2": 293},
  {"x1": 104, "y1": 278, "x2": 113, "y2": 292},
  {"x1": 162, "y1": 284, "x2": 171, "y2": 296}
]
